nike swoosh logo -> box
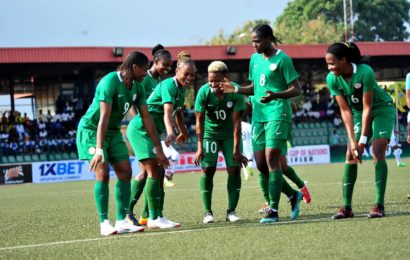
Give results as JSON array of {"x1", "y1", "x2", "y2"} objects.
[
  {"x1": 379, "y1": 131, "x2": 388, "y2": 135},
  {"x1": 276, "y1": 132, "x2": 282, "y2": 135},
  {"x1": 118, "y1": 94, "x2": 124, "y2": 98},
  {"x1": 343, "y1": 183, "x2": 351, "y2": 187}
]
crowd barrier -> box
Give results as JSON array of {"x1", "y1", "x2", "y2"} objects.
[{"x1": 2, "y1": 143, "x2": 409, "y2": 185}]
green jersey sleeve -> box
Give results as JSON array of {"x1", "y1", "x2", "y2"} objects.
[
  {"x1": 134, "y1": 84, "x2": 147, "y2": 108},
  {"x1": 361, "y1": 65, "x2": 378, "y2": 93},
  {"x1": 161, "y1": 81, "x2": 177, "y2": 105},
  {"x1": 98, "y1": 75, "x2": 117, "y2": 104},
  {"x1": 281, "y1": 55, "x2": 299, "y2": 84},
  {"x1": 326, "y1": 73, "x2": 342, "y2": 96},
  {"x1": 248, "y1": 55, "x2": 255, "y2": 81},
  {"x1": 194, "y1": 86, "x2": 207, "y2": 113}
]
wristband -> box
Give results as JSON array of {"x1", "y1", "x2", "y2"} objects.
[
  {"x1": 407, "y1": 112, "x2": 410, "y2": 123},
  {"x1": 233, "y1": 85, "x2": 239, "y2": 93},
  {"x1": 95, "y1": 148, "x2": 105, "y2": 162},
  {"x1": 358, "y1": 135, "x2": 368, "y2": 145}
]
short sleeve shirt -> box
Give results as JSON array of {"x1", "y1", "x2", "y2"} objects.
[
  {"x1": 327, "y1": 63, "x2": 393, "y2": 114},
  {"x1": 248, "y1": 50, "x2": 299, "y2": 123},
  {"x1": 79, "y1": 71, "x2": 146, "y2": 135},
  {"x1": 147, "y1": 77, "x2": 186, "y2": 133},
  {"x1": 141, "y1": 72, "x2": 160, "y2": 98},
  {"x1": 195, "y1": 82, "x2": 246, "y2": 139}
]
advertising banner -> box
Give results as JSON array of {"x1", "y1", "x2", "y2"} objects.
[
  {"x1": 32, "y1": 157, "x2": 140, "y2": 184},
  {"x1": 330, "y1": 142, "x2": 410, "y2": 163},
  {"x1": 0, "y1": 163, "x2": 32, "y2": 185},
  {"x1": 287, "y1": 145, "x2": 331, "y2": 166}
]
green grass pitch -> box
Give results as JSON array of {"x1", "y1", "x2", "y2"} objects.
[{"x1": 1, "y1": 159, "x2": 409, "y2": 259}]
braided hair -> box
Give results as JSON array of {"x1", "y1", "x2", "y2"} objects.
[{"x1": 252, "y1": 24, "x2": 281, "y2": 45}]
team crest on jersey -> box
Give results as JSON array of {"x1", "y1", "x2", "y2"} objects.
[
  {"x1": 133, "y1": 94, "x2": 137, "y2": 101},
  {"x1": 227, "y1": 101, "x2": 233, "y2": 108},
  {"x1": 354, "y1": 83, "x2": 362, "y2": 89},
  {"x1": 269, "y1": 63, "x2": 277, "y2": 71},
  {"x1": 88, "y1": 147, "x2": 96, "y2": 155}
]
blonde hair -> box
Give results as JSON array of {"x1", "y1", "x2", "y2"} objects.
[
  {"x1": 177, "y1": 51, "x2": 195, "y2": 69},
  {"x1": 208, "y1": 61, "x2": 228, "y2": 73}
]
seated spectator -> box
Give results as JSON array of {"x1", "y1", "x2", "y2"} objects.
[
  {"x1": 37, "y1": 109, "x2": 47, "y2": 122},
  {"x1": 333, "y1": 114, "x2": 343, "y2": 128},
  {"x1": 329, "y1": 130, "x2": 340, "y2": 145},
  {"x1": 15, "y1": 122, "x2": 27, "y2": 140},
  {"x1": 1, "y1": 112, "x2": 7, "y2": 124},
  {"x1": 46, "y1": 110, "x2": 53, "y2": 122}
]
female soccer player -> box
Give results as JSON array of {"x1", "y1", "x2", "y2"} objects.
[
  {"x1": 326, "y1": 42, "x2": 395, "y2": 219},
  {"x1": 126, "y1": 44, "x2": 173, "y2": 226},
  {"x1": 194, "y1": 61, "x2": 247, "y2": 224},
  {"x1": 76, "y1": 51, "x2": 168, "y2": 236},
  {"x1": 406, "y1": 72, "x2": 410, "y2": 199},
  {"x1": 221, "y1": 24, "x2": 302, "y2": 223},
  {"x1": 127, "y1": 51, "x2": 195, "y2": 228}
]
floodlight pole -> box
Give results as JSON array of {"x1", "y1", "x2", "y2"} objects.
[{"x1": 343, "y1": 0, "x2": 354, "y2": 42}]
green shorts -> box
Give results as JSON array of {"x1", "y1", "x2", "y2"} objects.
[
  {"x1": 353, "y1": 103, "x2": 395, "y2": 143},
  {"x1": 201, "y1": 137, "x2": 240, "y2": 168},
  {"x1": 76, "y1": 128, "x2": 129, "y2": 164},
  {"x1": 252, "y1": 121, "x2": 290, "y2": 156},
  {"x1": 127, "y1": 115, "x2": 157, "y2": 161}
]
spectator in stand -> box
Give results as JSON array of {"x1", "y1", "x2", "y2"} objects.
[
  {"x1": 1, "y1": 112, "x2": 7, "y2": 124},
  {"x1": 46, "y1": 110, "x2": 53, "y2": 122},
  {"x1": 38, "y1": 109, "x2": 47, "y2": 122},
  {"x1": 8, "y1": 111, "x2": 15, "y2": 125},
  {"x1": 55, "y1": 95, "x2": 65, "y2": 114},
  {"x1": 15, "y1": 122, "x2": 26, "y2": 140},
  {"x1": 329, "y1": 129, "x2": 340, "y2": 145},
  {"x1": 333, "y1": 113, "x2": 343, "y2": 128}
]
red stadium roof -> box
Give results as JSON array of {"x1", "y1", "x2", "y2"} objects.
[{"x1": 0, "y1": 42, "x2": 409, "y2": 64}]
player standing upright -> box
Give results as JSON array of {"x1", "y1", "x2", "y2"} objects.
[
  {"x1": 194, "y1": 61, "x2": 247, "y2": 223},
  {"x1": 222, "y1": 24, "x2": 302, "y2": 223}
]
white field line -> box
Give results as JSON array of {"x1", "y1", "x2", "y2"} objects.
[
  {"x1": 2, "y1": 211, "x2": 409, "y2": 252},
  {"x1": 1, "y1": 179, "x2": 408, "y2": 198}
]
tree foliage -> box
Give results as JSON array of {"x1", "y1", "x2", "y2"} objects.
[
  {"x1": 275, "y1": 0, "x2": 410, "y2": 43},
  {"x1": 204, "y1": 20, "x2": 272, "y2": 45},
  {"x1": 205, "y1": 0, "x2": 410, "y2": 45}
]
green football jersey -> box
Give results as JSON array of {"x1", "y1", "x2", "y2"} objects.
[
  {"x1": 147, "y1": 77, "x2": 186, "y2": 134},
  {"x1": 141, "y1": 71, "x2": 160, "y2": 98},
  {"x1": 79, "y1": 71, "x2": 146, "y2": 135},
  {"x1": 195, "y1": 82, "x2": 246, "y2": 139},
  {"x1": 327, "y1": 63, "x2": 393, "y2": 114},
  {"x1": 248, "y1": 50, "x2": 299, "y2": 123}
]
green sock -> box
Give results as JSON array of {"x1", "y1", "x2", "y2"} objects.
[
  {"x1": 342, "y1": 164, "x2": 358, "y2": 207},
  {"x1": 145, "y1": 177, "x2": 161, "y2": 220},
  {"x1": 281, "y1": 178, "x2": 296, "y2": 198},
  {"x1": 269, "y1": 170, "x2": 283, "y2": 210},
  {"x1": 94, "y1": 181, "x2": 109, "y2": 223},
  {"x1": 159, "y1": 186, "x2": 165, "y2": 217},
  {"x1": 258, "y1": 173, "x2": 269, "y2": 204},
  {"x1": 199, "y1": 174, "x2": 213, "y2": 213},
  {"x1": 127, "y1": 179, "x2": 145, "y2": 214},
  {"x1": 227, "y1": 175, "x2": 241, "y2": 211},
  {"x1": 375, "y1": 160, "x2": 388, "y2": 206},
  {"x1": 114, "y1": 179, "x2": 130, "y2": 221},
  {"x1": 283, "y1": 166, "x2": 305, "y2": 189},
  {"x1": 141, "y1": 192, "x2": 149, "y2": 218}
]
